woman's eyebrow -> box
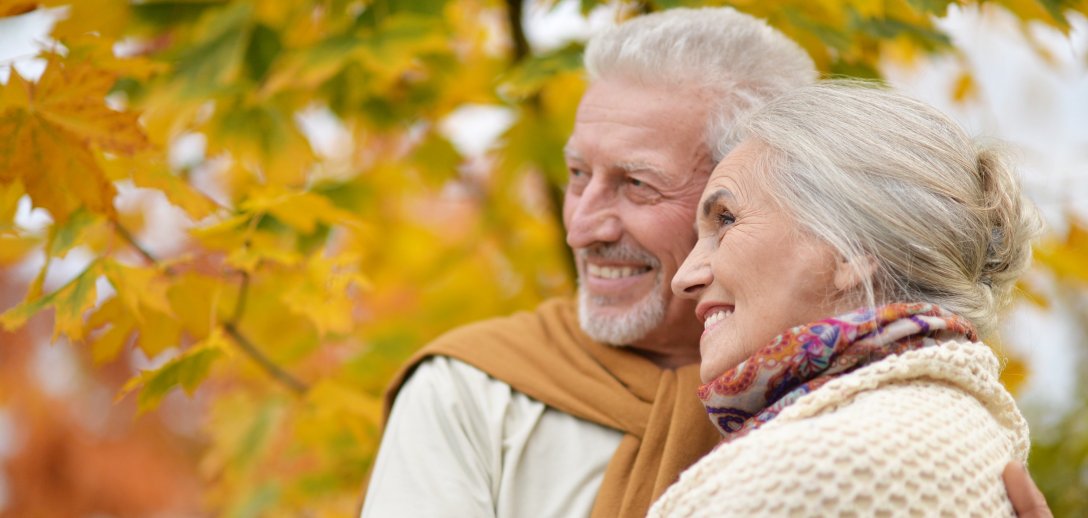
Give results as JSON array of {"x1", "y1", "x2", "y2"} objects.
[{"x1": 701, "y1": 188, "x2": 736, "y2": 218}]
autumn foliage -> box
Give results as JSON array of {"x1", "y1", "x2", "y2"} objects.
[{"x1": 1, "y1": 1, "x2": 1086, "y2": 516}]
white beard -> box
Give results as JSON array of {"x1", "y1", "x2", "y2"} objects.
[{"x1": 574, "y1": 242, "x2": 666, "y2": 346}]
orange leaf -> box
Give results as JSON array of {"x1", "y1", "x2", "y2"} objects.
[
  {"x1": 0, "y1": 58, "x2": 150, "y2": 222},
  {"x1": 0, "y1": 1, "x2": 38, "y2": 17}
]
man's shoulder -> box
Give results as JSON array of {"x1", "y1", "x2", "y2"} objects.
[{"x1": 385, "y1": 296, "x2": 586, "y2": 404}]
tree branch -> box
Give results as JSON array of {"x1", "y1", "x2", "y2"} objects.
[
  {"x1": 111, "y1": 219, "x2": 173, "y2": 274},
  {"x1": 224, "y1": 270, "x2": 310, "y2": 395},
  {"x1": 505, "y1": 0, "x2": 530, "y2": 62},
  {"x1": 110, "y1": 219, "x2": 309, "y2": 395},
  {"x1": 223, "y1": 322, "x2": 309, "y2": 395}
]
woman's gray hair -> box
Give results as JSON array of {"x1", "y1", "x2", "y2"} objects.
[
  {"x1": 740, "y1": 81, "x2": 1043, "y2": 337},
  {"x1": 583, "y1": 7, "x2": 817, "y2": 161}
]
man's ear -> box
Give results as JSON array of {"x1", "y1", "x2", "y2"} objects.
[{"x1": 833, "y1": 254, "x2": 877, "y2": 293}]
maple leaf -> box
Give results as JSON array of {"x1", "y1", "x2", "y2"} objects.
[
  {"x1": 119, "y1": 327, "x2": 229, "y2": 413},
  {"x1": 0, "y1": 260, "x2": 100, "y2": 342},
  {"x1": 0, "y1": 0, "x2": 37, "y2": 17},
  {"x1": 0, "y1": 57, "x2": 150, "y2": 223}
]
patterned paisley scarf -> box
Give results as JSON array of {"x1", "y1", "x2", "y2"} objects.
[{"x1": 698, "y1": 302, "x2": 977, "y2": 441}]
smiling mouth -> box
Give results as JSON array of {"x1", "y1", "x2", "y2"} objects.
[
  {"x1": 586, "y1": 264, "x2": 653, "y2": 279},
  {"x1": 703, "y1": 308, "x2": 734, "y2": 330}
]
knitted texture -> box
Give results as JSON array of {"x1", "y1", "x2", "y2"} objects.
[{"x1": 649, "y1": 340, "x2": 1029, "y2": 517}]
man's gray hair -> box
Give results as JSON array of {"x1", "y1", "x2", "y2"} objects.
[
  {"x1": 741, "y1": 81, "x2": 1043, "y2": 336},
  {"x1": 584, "y1": 7, "x2": 817, "y2": 161}
]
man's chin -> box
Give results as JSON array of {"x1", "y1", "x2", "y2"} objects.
[{"x1": 576, "y1": 291, "x2": 666, "y2": 346}]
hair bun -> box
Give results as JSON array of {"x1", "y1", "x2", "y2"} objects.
[{"x1": 975, "y1": 145, "x2": 1044, "y2": 310}]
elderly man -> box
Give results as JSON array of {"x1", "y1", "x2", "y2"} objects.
[
  {"x1": 362, "y1": 9, "x2": 813, "y2": 517},
  {"x1": 362, "y1": 7, "x2": 1051, "y2": 518}
]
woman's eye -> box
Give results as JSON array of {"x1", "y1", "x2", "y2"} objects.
[{"x1": 717, "y1": 210, "x2": 736, "y2": 227}]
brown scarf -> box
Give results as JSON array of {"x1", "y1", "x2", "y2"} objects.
[{"x1": 382, "y1": 297, "x2": 720, "y2": 517}]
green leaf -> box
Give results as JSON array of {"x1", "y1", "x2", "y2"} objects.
[
  {"x1": 48, "y1": 208, "x2": 99, "y2": 258},
  {"x1": 120, "y1": 328, "x2": 227, "y2": 413},
  {"x1": 409, "y1": 130, "x2": 462, "y2": 187},
  {"x1": 850, "y1": 11, "x2": 951, "y2": 52},
  {"x1": 904, "y1": 0, "x2": 956, "y2": 16},
  {"x1": 0, "y1": 260, "x2": 100, "y2": 341},
  {"x1": 173, "y1": 2, "x2": 253, "y2": 96},
  {"x1": 500, "y1": 43, "x2": 585, "y2": 101},
  {"x1": 244, "y1": 22, "x2": 282, "y2": 82}
]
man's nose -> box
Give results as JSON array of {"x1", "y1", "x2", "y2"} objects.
[
  {"x1": 672, "y1": 244, "x2": 711, "y2": 299},
  {"x1": 566, "y1": 181, "x2": 622, "y2": 248}
]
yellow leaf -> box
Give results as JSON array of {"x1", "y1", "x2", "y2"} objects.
[
  {"x1": 102, "y1": 260, "x2": 174, "y2": 321},
  {"x1": 282, "y1": 253, "x2": 367, "y2": 336},
  {"x1": 951, "y1": 71, "x2": 977, "y2": 102},
  {"x1": 134, "y1": 309, "x2": 183, "y2": 358},
  {"x1": 241, "y1": 186, "x2": 364, "y2": 234},
  {"x1": 206, "y1": 102, "x2": 315, "y2": 187},
  {"x1": 0, "y1": 261, "x2": 101, "y2": 341},
  {"x1": 851, "y1": 0, "x2": 885, "y2": 18},
  {"x1": 91, "y1": 320, "x2": 135, "y2": 363},
  {"x1": 0, "y1": 234, "x2": 40, "y2": 265},
  {"x1": 167, "y1": 272, "x2": 228, "y2": 339},
  {"x1": 86, "y1": 297, "x2": 134, "y2": 363},
  {"x1": 997, "y1": 348, "x2": 1030, "y2": 396},
  {"x1": 119, "y1": 327, "x2": 228, "y2": 413},
  {"x1": 1034, "y1": 219, "x2": 1088, "y2": 284},
  {"x1": 42, "y1": 0, "x2": 130, "y2": 40},
  {"x1": 0, "y1": 57, "x2": 149, "y2": 222},
  {"x1": 191, "y1": 214, "x2": 252, "y2": 251},
  {"x1": 63, "y1": 34, "x2": 166, "y2": 82},
  {"x1": 0, "y1": 65, "x2": 31, "y2": 111},
  {"x1": 0, "y1": 1, "x2": 38, "y2": 18},
  {"x1": 0, "y1": 180, "x2": 22, "y2": 229},
  {"x1": 50, "y1": 263, "x2": 100, "y2": 342}
]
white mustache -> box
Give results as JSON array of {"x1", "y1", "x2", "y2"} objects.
[{"x1": 577, "y1": 242, "x2": 660, "y2": 268}]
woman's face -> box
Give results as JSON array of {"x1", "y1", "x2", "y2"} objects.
[{"x1": 672, "y1": 139, "x2": 853, "y2": 382}]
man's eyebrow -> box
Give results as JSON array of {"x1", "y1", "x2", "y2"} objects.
[
  {"x1": 616, "y1": 160, "x2": 667, "y2": 178},
  {"x1": 701, "y1": 188, "x2": 735, "y2": 218},
  {"x1": 563, "y1": 146, "x2": 582, "y2": 161}
]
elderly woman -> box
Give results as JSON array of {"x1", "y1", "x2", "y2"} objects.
[{"x1": 650, "y1": 81, "x2": 1042, "y2": 516}]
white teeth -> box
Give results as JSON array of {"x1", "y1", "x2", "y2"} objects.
[
  {"x1": 587, "y1": 264, "x2": 647, "y2": 279},
  {"x1": 703, "y1": 309, "x2": 732, "y2": 330}
]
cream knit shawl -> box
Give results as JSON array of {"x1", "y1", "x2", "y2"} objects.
[{"x1": 649, "y1": 340, "x2": 1030, "y2": 517}]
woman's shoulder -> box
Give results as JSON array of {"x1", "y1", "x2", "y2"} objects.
[
  {"x1": 775, "y1": 340, "x2": 1026, "y2": 438},
  {"x1": 650, "y1": 340, "x2": 1028, "y2": 517}
]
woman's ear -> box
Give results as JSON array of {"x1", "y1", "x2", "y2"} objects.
[{"x1": 833, "y1": 254, "x2": 877, "y2": 292}]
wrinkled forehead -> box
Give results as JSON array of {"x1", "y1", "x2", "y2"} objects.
[
  {"x1": 567, "y1": 80, "x2": 717, "y2": 180},
  {"x1": 704, "y1": 139, "x2": 776, "y2": 197}
]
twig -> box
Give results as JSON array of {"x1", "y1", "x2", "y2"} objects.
[
  {"x1": 505, "y1": 0, "x2": 530, "y2": 62},
  {"x1": 223, "y1": 322, "x2": 309, "y2": 395},
  {"x1": 110, "y1": 218, "x2": 309, "y2": 395},
  {"x1": 111, "y1": 219, "x2": 172, "y2": 274}
]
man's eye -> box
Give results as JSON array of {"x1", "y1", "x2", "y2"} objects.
[{"x1": 627, "y1": 177, "x2": 644, "y2": 187}]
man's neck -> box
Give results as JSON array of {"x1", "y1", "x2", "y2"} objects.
[{"x1": 631, "y1": 347, "x2": 700, "y2": 370}]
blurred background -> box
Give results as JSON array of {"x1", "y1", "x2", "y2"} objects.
[{"x1": 0, "y1": 1, "x2": 1085, "y2": 516}]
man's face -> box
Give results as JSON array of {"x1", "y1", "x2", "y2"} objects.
[{"x1": 563, "y1": 80, "x2": 714, "y2": 366}]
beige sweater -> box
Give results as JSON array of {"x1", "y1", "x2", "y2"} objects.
[{"x1": 649, "y1": 340, "x2": 1030, "y2": 517}]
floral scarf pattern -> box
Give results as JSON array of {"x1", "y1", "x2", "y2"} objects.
[{"x1": 697, "y1": 303, "x2": 977, "y2": 441}]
